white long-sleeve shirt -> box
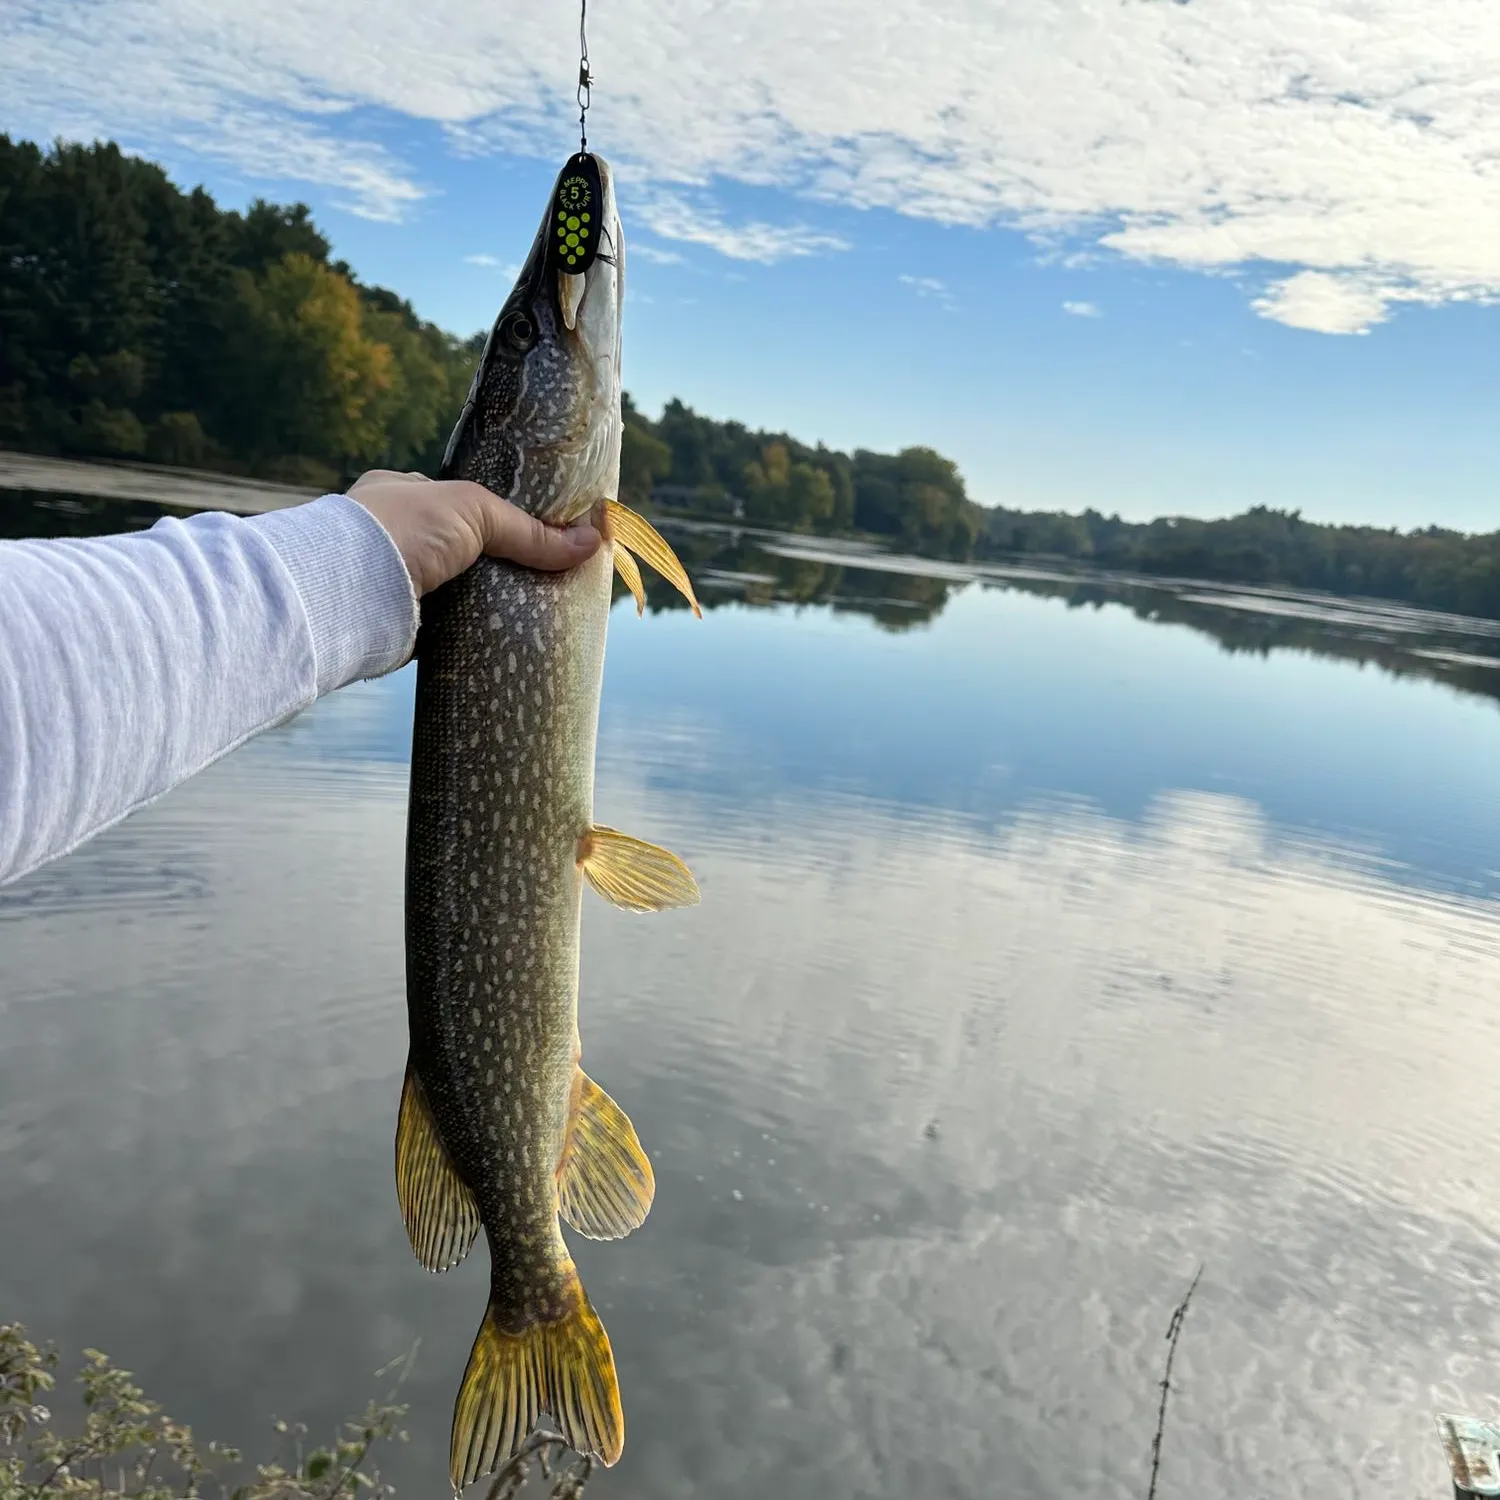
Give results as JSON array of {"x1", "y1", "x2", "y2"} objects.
[{"x1": 0, "y1": 494, "x2": 418, "y2": 887}]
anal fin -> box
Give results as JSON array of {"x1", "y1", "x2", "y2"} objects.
[
  {"x1": 395, "y1": 1063, "x2": 481, "y2": 1273},
  {"x1": 578, "y1": 825, "x2": 700, "y2": 912},
  {"x1": 604, "y1": 499, "x2": 702, "y2": 617},
  {"x1": 558, "y1": 1070, "x2": 655, "y2": 1240}
]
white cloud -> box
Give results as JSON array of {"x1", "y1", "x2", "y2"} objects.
[
  {"x1": 1062, "y1": 299, "x2": 1101, "y2": 318},
  {"x1": 1, "y1": 1, "x2": 426, "y2": 221},
  {"x1": 634, "y1": 190, "x2": 849, "y2": 263},
  {"x1": 899, "y1": 273, "x2": 956, "y2": 311},
  {"x1": 463, "y1": 253, "x2": 520, "y2": 278},
  {"x1": 5, "y1": 0, "x2": 1500, "y2": 327},
  {"x1": 1250, "y1": 270, "x2": 1397, "y2": 335},
  {"x1": 629, "y1": 243, "x2": 685, "y2": 266}
]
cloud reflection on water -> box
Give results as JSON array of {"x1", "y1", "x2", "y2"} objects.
[{"x1": 3, "y1": 565, "x2": 1500, "y2": 1498}]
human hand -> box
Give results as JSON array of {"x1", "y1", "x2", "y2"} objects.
[{"x1": 348, "y1": 470, "x2": 601, "y2": 598}]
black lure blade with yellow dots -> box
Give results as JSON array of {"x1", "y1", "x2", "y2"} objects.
[{"x1": 549, "y1": 153, "x2": 604, "y2": 276}]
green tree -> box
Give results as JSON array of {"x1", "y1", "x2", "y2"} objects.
[
  {"x1": 230, "y1": 199, "x2": 332, "y2": 274},
  {"x1": 787, "y1": 462, "x2": 836, "y2": 528},
  {"x1": 222, "y1": 253, "x2": 393, "y2": 472},
  {"x1": 0, "y1": 133, "x2": 479, "y2": 483},
  {"x1": 620, "y1": 393, "x2": 673, "y2": 504},
  {"x1": 360, "y1": 302, "x2": 452, "y2": 471}
]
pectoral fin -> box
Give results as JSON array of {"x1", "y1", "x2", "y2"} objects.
[
  {"x1": 558, "y1": 1070, "x2": 655, "y2": 1240},
  {"x1": 395, "y1": 1063, "x2": 481, "y2": 1273},
  {"x1": 604, "y1": 500, "x2": 702, "y2": 617},
  {"x1": 612, "y1": 542, "x2": 645, "y2": 616},
  {"x1": 578, "y1": 825, "x2": 700, "y2": 912}
]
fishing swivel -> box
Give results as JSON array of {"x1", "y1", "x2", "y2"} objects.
[{"x1": 577, "y1": 0, "x2": 592, "y2": 151}]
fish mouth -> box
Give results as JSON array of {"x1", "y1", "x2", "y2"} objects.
[
  {"x1": 538, "y1": 158, "x2": 624, "y2": 526},
  {"x1": 439, "y1": 154, "x2": 624, "y2": 523},
  {"x1": 509, "y1": 156, "x2": 622, "y2": 355}
]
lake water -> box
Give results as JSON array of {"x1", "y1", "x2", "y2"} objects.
[{"x1": 6, "y1": 492, "x2": 1500, "y2": 1498}]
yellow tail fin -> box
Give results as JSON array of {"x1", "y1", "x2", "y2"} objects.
[{"x1": 449, "y1": 1273, "x2": 624, "y2": 1489}]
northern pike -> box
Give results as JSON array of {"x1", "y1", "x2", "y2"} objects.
[{"x1": 397, "y1": 151, "x2": 702, "y2": 1489}]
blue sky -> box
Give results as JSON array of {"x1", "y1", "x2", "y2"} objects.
[{"x1": 5, "y1": 0, "x2": 1500, "y2": 529}]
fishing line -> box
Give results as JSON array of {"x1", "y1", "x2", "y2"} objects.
[
  {"x1": 543, "y1": 0, "x2": 603, "y2": 279},
  {"x1": 577, "y1": 0, "x2": 592, "y2": 152}
]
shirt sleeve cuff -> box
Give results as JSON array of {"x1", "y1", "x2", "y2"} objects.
[{"x1": 245, "y1": 494, "x2": 418, "y2": 696}]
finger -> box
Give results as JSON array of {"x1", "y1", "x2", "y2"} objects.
[
  {"x1": 348, "y1": 470, "x2": 394, "y2": 492},
  {"x1": 479, "y1": 497, "x2": 601, "y2": 571},
  {"x1": 350, "y1": 469, "x2": 429, "y2": 492}
]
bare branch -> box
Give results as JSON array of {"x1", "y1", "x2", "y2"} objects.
[{"x1": 1146, "y1": 1263, "x2": 1204, "y2": 1500}]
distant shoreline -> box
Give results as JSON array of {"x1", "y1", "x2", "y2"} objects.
[
  {"x1": 12, "y1": 445, "x2": 1500, "y2": 641},
  {"x1": 0, "y1": 449, "x2": 315, "y2": 516}
]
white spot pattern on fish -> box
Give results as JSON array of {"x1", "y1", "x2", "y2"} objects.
[{"x1": 407, "y1": 533, "x2": 619, "y2": 1323}]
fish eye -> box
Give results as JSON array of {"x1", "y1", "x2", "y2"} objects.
[{"x1": 501, "y1": 312, "x2": 536, "y2": 351}]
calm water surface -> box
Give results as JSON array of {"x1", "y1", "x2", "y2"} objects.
[{"x1": 6, "y1": 496, "x2": 1500, "y2": 1498}]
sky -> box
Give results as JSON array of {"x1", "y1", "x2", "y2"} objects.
[{"x1": 3, "y1": 0, "x2": 1500, "y2": 529}]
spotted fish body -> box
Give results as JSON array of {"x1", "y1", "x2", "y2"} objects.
[
  {"x1": 407, "y1": 541, "x2": 612, "y2": 1281},
  {"x1": 396, "y1": 154, "x2": 703, "y2": 1489}
]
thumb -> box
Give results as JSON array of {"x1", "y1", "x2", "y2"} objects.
[{"x1": 478, "y1": 494, "x2": 602, "y2": 572}]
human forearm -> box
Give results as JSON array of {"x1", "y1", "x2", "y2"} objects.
[{"x1": 0, "y1": 494, "x2": 416, "y2": 886}]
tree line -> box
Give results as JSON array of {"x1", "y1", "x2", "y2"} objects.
[
  {"x1": 0, "y1": 134, "x2": 478, "y2": 486},
  {"x1": 618, "y1": 395, "x2": 983, "y2": 559},
  {"x1": 979, "y1": 503, "x2": 1500, "y2": 622},
  {"x1": 6, "y1": 134, "x2": 1500, "y2": 620},
  {"x1": 0, "y1": 135, "x2": 986, "y2": 557}
]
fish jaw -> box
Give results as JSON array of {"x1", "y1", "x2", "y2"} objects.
[
  {"x1": 439, "y1": 155, "x2": 623, "y2": 528},
  {"x1": 564, "y1": 156, "x2": 623, "y2": 524}
]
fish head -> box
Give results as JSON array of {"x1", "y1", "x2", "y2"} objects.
[{"x1": 441, "y1": 153, "x2": 624, "y2": 527}]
